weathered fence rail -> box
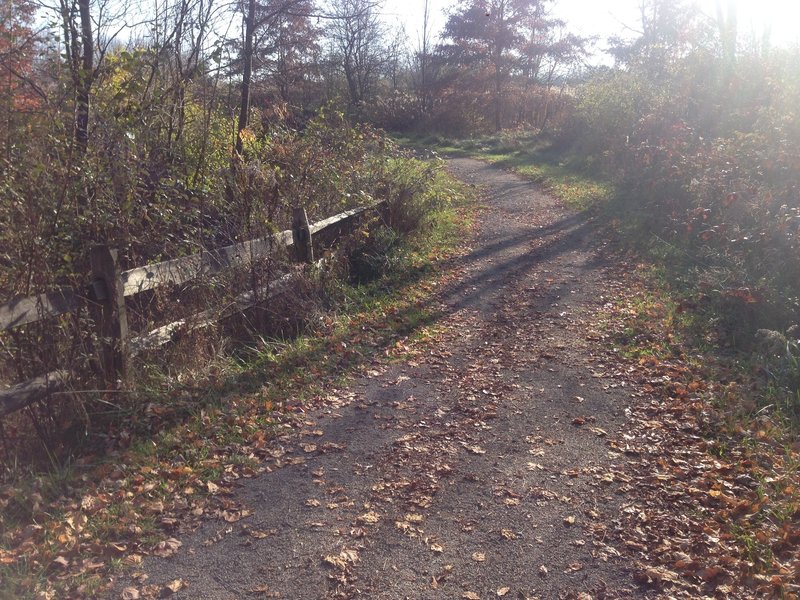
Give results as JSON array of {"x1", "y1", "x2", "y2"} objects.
[{"x1": 0, "y1": 201, "x2": 385, "y2": 417}]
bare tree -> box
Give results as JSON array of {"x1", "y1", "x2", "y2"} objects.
[{"x1": 327, "y1": 0, "x2": 385, "y2": 108}]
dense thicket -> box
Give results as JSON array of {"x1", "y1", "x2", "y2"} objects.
[{"x1": 565, "y1": 1, "x2": 800, "y2": 351}]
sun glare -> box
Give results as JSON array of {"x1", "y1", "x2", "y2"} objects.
[{"x1": 701, "y1": 0, "x2": 800, "y2": 46}]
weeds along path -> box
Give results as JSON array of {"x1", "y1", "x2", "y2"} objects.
[{"x1": 118, "y1": 158, "x2": 655, "y2": 599}]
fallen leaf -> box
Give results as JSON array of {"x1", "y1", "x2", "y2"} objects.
[
  {"x1": 430, "y1": 543, "x2": 444, "y2": 553},
  {"x1": 463, "y1": 593, "x2": 480, "y2": 600},
  {"x1": 222, "y1": 509, "x2": 252, "y2": 522},
  {"x1": 564, "y1": 515, "x2": 576, "y2": 526},
  {"x1": 305, "y1": 499, "x2": 321, "y2": 507},
  {"x1": 249, "y1": 529, "x2": 275, "y2": 539},
  {"x1": 323, "y1": 549, "x2": 359, "y2": 570},
  {"x1": 564, "y1": 562, "x2": 584, "y2": 573},
  {"x1": 496, "y1": 587, "x2": 510, "y2": 597},
  {"x1": 500, "y1": 529, "x2": 517, "y2": 540},
  {"x1": 466, "y1": 445, "x2": 487, "y2": 455},
  {"x1": 539, "y1": 565, "x2": 548, "y2": 577},
  {"x1": 151, "y1": 538, "x2": 181, "y2": 558},
  {"x1": 163, "y1": 579, "x2": 186, "y2": 594},
  {"x1": 121, "y1": 587, "x2": 140, "y2": 600},
  {"x1": 357, "y1": 511, "x2": 380, "y2": 525},
  {"x1": 472, "y1": 552, "x2": 486, "y2": 562}
]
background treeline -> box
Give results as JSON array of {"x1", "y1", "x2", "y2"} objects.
[{"x1": 0, "y1": 0, "x2": 585, "y2": 295}]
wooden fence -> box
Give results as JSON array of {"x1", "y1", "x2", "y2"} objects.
[{"x1": 0, "y1": 201, "x2": 385, "y2": 418}]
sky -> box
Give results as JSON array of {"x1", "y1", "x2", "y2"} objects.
[{"x1": 380, "y1": 0, "x2": 800, "y2": 59}]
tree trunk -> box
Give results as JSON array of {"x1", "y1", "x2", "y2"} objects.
[
  {"x1": 235, "y1": 0, "x2": 256, "y2": 156},
  {"x1": 75, "y1": 0, "x2": 92, "y2": 154}
]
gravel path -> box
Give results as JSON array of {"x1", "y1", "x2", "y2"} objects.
[{"x1": 118, "y1": 158, "x2": 652, "y2": 599}]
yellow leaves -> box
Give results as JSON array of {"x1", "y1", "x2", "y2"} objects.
[
  {"x1": 429, "y1": 542, "x2": 444, "y2": 553},
  {"x1": 305, "y1": 499, "x2": 321, "y2": 507},
  {"x1": 471, "y1": 551, "x2": 486, "y2": 562},
  {"x1": 563, "y1": 515, "x2": 576, "y2": 526}
]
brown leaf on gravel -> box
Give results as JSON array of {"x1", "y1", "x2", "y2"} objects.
[
  {"x1": 462, "y1": 592, "x2": 480, "y2": 600},
  {"x1": 634, "y1": 566, "x2": 680, "y2": 585},
  {"x1": 466, "y1": 445, "x2": 486, "y2": 455},
  {"x1": 163, "y1": 579, "x2": 186, "y2": 594},
  {"x1": 248, "y1": 529, "x2": 275, "y2": 539},
  {"x1": 357, "y1": 511, "x2": 380, "y2": 525},
  {"x1": 151, "y1": 538, "x2": 181, "y2": 558},
  {"x1": 538, "y1": 565, "x2": 548, "y2": 577},
  {"x1": 222, "y1": 509, "x2": 252, "y2": 522},
  {"x1": 323, "y1": 549, "x2": 359, "y2": 570},
  {"x1": 564, "y1": 562, "x2": 584, "y2": 573},
  {"x1": 471, "y1": 552, "x2": 486, "y2": 562},
  {"x1": 496, "y1": 587, "x2": 510, "y2": 597},
  {"x1": 500, "y1": 529, "x2": 518, "y2": 540},
  {"x1": 121, "y1": 587, "x2": 140, "y2": 600}
]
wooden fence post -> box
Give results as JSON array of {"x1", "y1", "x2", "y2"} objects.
[
  {"x1": 292, "y1": 207, "x2": 314, "y2": 263},
  {"x1": 89, "y1": 245, "x2": 129, "y2": 386}
]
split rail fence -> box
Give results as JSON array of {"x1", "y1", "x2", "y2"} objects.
[{"x1": 0, "y1": 201, "x2": 386, "y2": 418}]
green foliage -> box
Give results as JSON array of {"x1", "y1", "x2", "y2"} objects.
[{"x1": 556, "y1": 22, "x2": 800, "y2": 412}]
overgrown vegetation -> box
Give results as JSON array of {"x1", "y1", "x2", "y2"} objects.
[{"x1": 0, "y1": 154, "x2": 476, "y2": 597}]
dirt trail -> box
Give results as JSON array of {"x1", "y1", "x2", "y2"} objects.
[{"x1": 119, "y1": 158, "x2": 650, "y2": 599}]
